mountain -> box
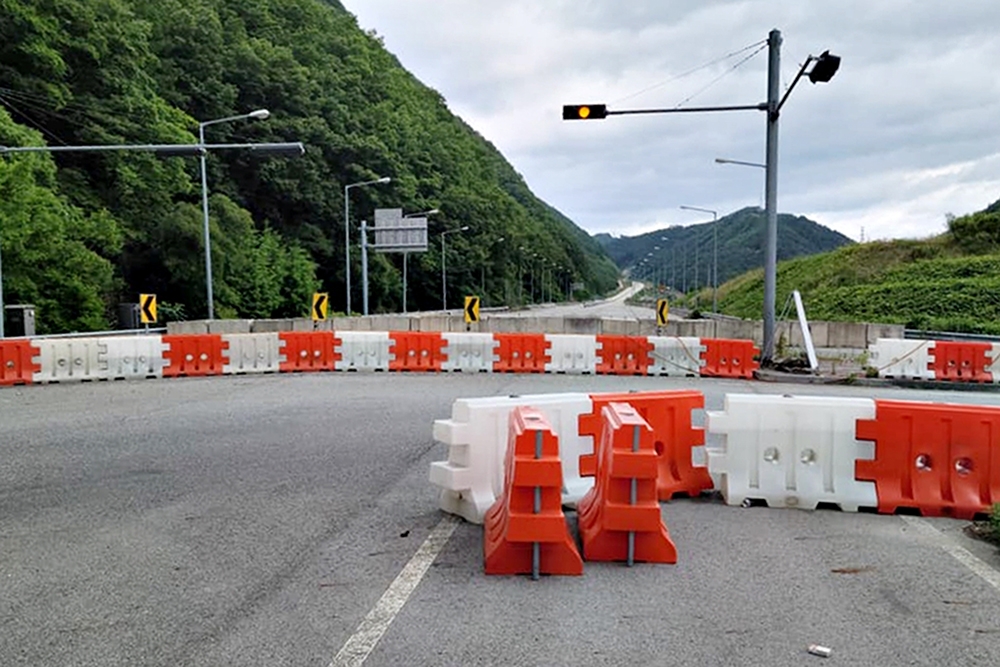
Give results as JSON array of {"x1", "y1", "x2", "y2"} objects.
[
  {"x1": 718, "y1": 198, "x2": 1000, "y2": 333},
  {"x1": 0, "y1": 0, "x2": 618, "y2": 333},
  {"x1": 597, "y1": 207, "x2": 853, "y2": 291}
]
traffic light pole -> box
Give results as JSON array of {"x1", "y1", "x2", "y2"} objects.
[
  {"x1": 763, "y1": 29, "x2": 781, "y2": 366},
  {"x1": 608, "y1": 104, "x2": 765, "y2": 116},
  {"x1": 564, "y1": 29, "x2": 839, "y2": 365}
]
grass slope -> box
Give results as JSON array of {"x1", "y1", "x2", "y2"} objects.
[{"x1": 717, "y1": 201, "x2": 1000, "y2": 333}]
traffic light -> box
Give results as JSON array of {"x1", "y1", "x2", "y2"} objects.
[
  {"x1": 808, "y1": 51, "x2": 841, "y2": 83},
  {"x1": 562, "y1": 104, "x2": 608, "y2": 120}
]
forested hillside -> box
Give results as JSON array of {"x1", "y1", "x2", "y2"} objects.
[
  {"x1": 717, "y1": 199, "x2": 1000, "y2": 333},
  {"x1": 597, "y1": 207, "x2": 852, "y2": 290},
  {"x1": 0, "y1": 0, "x2": 618, "y2": 333}
]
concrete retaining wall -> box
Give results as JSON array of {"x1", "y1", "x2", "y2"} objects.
[{"x1": 166, "y1": 315, "x2": 902, "y2": 348}]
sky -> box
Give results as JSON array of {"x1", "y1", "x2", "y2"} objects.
[{"x1": 343, "y1": 1, "x2": 1000, "y2": 241}]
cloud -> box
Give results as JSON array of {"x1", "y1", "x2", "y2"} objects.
[{"x1": 344, "y1": 0, "x2": 1000, "y2": 240}]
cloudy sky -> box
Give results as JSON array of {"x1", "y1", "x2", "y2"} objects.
[{"x1": 344, "y1": 1, "x2": 1000, "y2": 241}]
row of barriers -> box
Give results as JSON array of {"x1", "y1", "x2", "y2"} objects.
[
  {"x1": 431, "y1": 390, "x2": 1000, "y2": 527},
  {"x1": 0, "y1": 332, "x2": 759, "y2": 386},
  {"x1": 13, "y1": 332, "x2": 1000, "y2": 386},
  {"x1": 868, "y1": 338, "x2": 1000, "y2": 383}
]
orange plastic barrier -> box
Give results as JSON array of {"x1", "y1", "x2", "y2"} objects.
[
  {"x1": 577, "y1": 402, "x2": 677, "y2": 564},
  {"x1": 855, "y1": 400, "x2": 1000, "y2": 519},
  {"x1": 579, "y1": 390, "x2": 710, "y2": 500},
  {"x1": 389, "y1": 332, "x2": 446, "y2": 372},
  {"x1": 929, "y1": 341, "x2": 992, "y2": 382},
  {"x1": 279, "y1": 331, "x2": 339, "y2": 372},
  {"x1": 163, "y1": 334, "x2": 227, "y2": 377},
  {"x1": 700, "y1": 338, "x2": 758, "y2": 379},
  {"x1": 0, "y1": 339, "x2": 40, "y2": 386},
  {"x1": 596, "y1": 335, "x2": 653, "y2": 375},
  {"x1": 483, "y1": 406, "x2": 583, "y2": 577},
  {"x1": 493, "y1": 334, "x2": 550, "y2": 373}
]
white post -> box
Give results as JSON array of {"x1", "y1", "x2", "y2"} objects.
[{"x1": 793, "y1": 290, "x2": 819, "y2": 371}]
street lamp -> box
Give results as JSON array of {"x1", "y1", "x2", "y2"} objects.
[
  {"x1": 715, "y1": 157, "x2": 766, "y2": 208},
  {"x1": 344, "y1": 176, "x2": 391, "y2": 315},
  {"x1": 441, "y1": 225, "x2": 469, "y2": 310},
  {"x1": 680, "y1": 206, "x2": 718, "y2": 312},
  {"x1": 198, "y1": 109, "x2": 270, "y2": 320},
  {"x1": 482, "y1": 236, "x2": 505, "y2": 302},
  {"x1": 714, "y1": 157, "x2": 766, "y2": 169}
]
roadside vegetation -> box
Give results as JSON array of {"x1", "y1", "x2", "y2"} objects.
[
  {"x1": 0, "y1": 0, "x2": 617, "y2": 333},
  {"x1": 966, "y1": 504, "x2": 1000, "y2": 549},
  {"x1": 715, "y1": 200, "x2": 1000, "y2": 333}
]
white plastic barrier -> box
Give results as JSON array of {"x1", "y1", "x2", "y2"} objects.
[
  {"x1": 224, "y1": 333, "x2": 281, "y2": 374},
  {"x1": 989, "y1": 343, "x2": 1000, "y2": 384},
  {"x1": 545, "y1": 334, "x2": 599, "y2": 374},
  {"x1": 867, "y1": 338, "x2": 933, "y2": 379},
  {"x1": 334, "y1": 331, "x2": 391, "y2": 371},
  {"x1": 647, "y1": 336, "x2": 704, "y2": 376},
  {"x1": 440, "y1": 332, "x2": 497, "y2": 372},
  {"x1": 101, "y1": 335, "x2": 168, "y2": 379},
  {"x1": 33, "y1": 337, "x2": 106, "y2": 383},
  {"x1": 706, "y1": 394, "x2": 877, "y2": 511},
  {"x1": 430, "y1": 392, "x2": 595, "y2": 523}
]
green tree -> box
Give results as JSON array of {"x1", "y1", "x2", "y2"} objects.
[{"x1": 0, "y1": 109, "x2": 122, "y2": 332}]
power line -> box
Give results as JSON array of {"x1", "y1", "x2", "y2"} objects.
[
  {"x1": 673, "y1": 43, "x2": 767, "y2": 109},
  {"x1": 613, "y1": 39, "x2": 767, "y2": 105},
  {"x1": 0, "y1": 94, "x2": 67, "y2": 145}
]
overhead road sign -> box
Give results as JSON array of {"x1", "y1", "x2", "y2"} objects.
[{"x1": 373, "y1": 208, "x2": 428, "y2": 252}]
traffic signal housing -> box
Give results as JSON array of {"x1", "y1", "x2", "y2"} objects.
[
  {"x1": 808, "y1": 51, "x2": 841, "y2": 83},
  {"x1": 563, "y1": 104, "x2": 608, "y2": 120}
]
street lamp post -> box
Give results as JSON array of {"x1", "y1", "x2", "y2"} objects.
[
  {"x1": 680, "y1": 206, "x2": 718, "y2": 312},
  {"x1": 441, "y1": 226, "x2": 469, "y2": 310},
  {"x1": 399, "y1": 209, "x2": 438, "y2": 314},
  {"x1": 198, "y1": 109, "x2": 270, "y2": 320},
  {"x1": 516, "y1": 246, "x2": 529, "y2": 306},
  {"x1": 344, "y1": 176, "x2": 391, "y2": 316},
  {"x1": 481, "y1": 236, "x2": 505, "y2": 303},
  {"x1": 529, "y1": 254, "x2": 538, "y2": 303}
]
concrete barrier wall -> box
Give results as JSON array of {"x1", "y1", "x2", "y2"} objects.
[{"x1": 167, "y1": 315, "x2": 902, "y2": 349}]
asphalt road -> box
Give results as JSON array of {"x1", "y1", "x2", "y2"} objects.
[
  {"x1": 3, "y1": 373, "x2": 1000, "y2": 666},
  {"x1": 502, "y1": 281, "x2": 655, "y2": 320}
]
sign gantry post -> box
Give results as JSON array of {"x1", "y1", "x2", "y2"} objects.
[{"x1": 360, "y1": 208, "x2": 429, "y2": 316}]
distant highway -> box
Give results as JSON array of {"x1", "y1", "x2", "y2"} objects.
[
  {"x1": 3, "y1": 374, "x2": 1000, "y2": 666},
  {"x1": 503, "y1": 280, "x2": 653, "y2": 320}
]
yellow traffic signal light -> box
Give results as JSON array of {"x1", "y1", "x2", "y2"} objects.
[{"x1": 562, "y1": 104, "x2": 608, "y2": 120}]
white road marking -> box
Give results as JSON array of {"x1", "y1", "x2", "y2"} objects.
[
  {"x1": 900, "y1": 515, "x2": 1000, "y2": 592},
  {"x1": 329, "y1": 515, "x2": 459, "y2": 667}
]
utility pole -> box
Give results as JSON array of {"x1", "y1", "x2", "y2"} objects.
[{"x1": 763, "y1": 29, "x2": 782, "y2": 364}]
